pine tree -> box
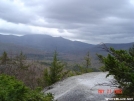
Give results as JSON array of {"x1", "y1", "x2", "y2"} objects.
[
  {"x1": 44, "y1": 51, "x2": 65, "y2": 86},
  {"x1": 77, "y1": 51, "x2": 92, "y2": 73},
  {"x1": 50, "y1": 51, "x2": 65, "y2": 84},
  {"x1": 84, "y1": 51, "x2": 91, "y2": 68},
  {"x1": 97, "y1": 44, "x2": 134, "y2": 97},
  {"x1": 15, "y1": 51, "x2": 29, "y2": 69},
  {"x1": 43, "y1": 68, "x2": 51, "y2": 86},
  {"x1": 0, "y1": 51, "x2": 9, "y2": 65}
]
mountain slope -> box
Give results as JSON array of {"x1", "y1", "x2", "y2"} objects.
[
  {"x1": 0, "y1": 34, "x2": 133, "y2": 63},
  {"x1": 0, "y1": 42, "x2": 46, "y2": 59},
  {"x1": 0, "y1": 34, "x2": 93, "y2": 53}
]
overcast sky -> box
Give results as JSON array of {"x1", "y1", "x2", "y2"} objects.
[{"x1": 0, "y1": 0, "x2": 134, "y2": 44}]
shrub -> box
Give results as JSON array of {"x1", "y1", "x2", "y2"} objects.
[{"x1": 0, "y1": 74, "x2": 54, "y2": 101}]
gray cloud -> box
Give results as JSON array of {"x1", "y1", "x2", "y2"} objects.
[
  {"x1": 0, "y1": 0, "x2": 134, "y2": 44},
  {"x1": 0, "y1": 0, "x2": 37, "y2": 24}
]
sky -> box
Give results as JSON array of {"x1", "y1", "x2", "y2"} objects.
[{"x1": 0, "y1": 0, "x2": 134, "y2": 44}]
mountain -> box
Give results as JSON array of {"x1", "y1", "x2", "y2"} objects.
[
  {"x1": 89, "y1": 42, "x2": 134, "y2": 55},
  {"x1": 0, "y1": 34, "x2": 94, "y2": 53},
  {"x1": 0, "y1": 42, "x2": 47, "y2": 59},
  {"x1": 0, "y1": 34, "x2": 133, "y2": 63}
]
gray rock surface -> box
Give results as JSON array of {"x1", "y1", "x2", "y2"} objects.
[{"x1": 43, "y1": 72, "x2": 117, "y2": 101}]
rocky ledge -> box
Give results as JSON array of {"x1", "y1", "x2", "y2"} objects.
[{"x1": 43, "y1": 72, "x2": 118, "y2": 101}]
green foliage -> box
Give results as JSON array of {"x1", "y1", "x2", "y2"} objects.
[
  {"x1": 129, "y1": 44, "x2": 134, "y2": 57},
  {"x1": 0, "y1": 51, "x2": 42, "y2": 89},
  {"x1": 73, "y1": 64, "x2": 91, "y2": 74},
  {"x1": 0, "y1": 51, "x2": 9, "y2": 64},
  {"x1": 43, "y1": 51, "x2": 68, "y2": 86},
  {"x1": 0, "y1": 51, "x2": 29, "y2": 69},
  {"x1": 0, "y1": 74, "x2": 54, "y2": 101},
  {"x1": 84, "y1": 51, "x2": 91, "y2": 69},
  {"x1": 97, "y1": 45, "x2": 134, "y2": 97},
  {"x1": 72, "y1": 51, "x2": 92, "y2": 75},
  {"x1": 67, "y1": 71, "x2": 76, "y2": 77},
  {"x1": 15, "y1": 51, "x2": 29, "y2": 69},
  {"x1": 43, "y1": 68, "x2": 51, "y2": 86}
]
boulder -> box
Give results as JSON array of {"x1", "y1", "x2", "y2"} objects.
[{"x1": 43, "y1": 72, "x2": 118, "y2": 101}]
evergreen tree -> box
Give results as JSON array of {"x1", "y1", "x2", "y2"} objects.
[
  {"x1": 97, "y1": 44, "x2": 134, "y2": 97},
  {"x1": 77, "y1": 51, "x2": 92, "y2": 73},
  {"x1": 44, "y1": 51, "x2": 65, "y2": 86},
  {"x1": 15, "y1": 51, "x2": 29, "y2": 69},
  {"x1": 0, "y1": 51, "x2": 9, "y2": 65},
  {"x1": 43, "y1": 68, "x2": 51, "y2": 86},
  {"x1": 84, "y1": 51, "x2": 91, "y2": 68},
  {"x1": 73, "y1": 51, "x2": 93, "y2": 75}
]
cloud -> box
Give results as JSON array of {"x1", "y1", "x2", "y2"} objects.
[
  {"x1": 0, "y1": 0, "x2": 37, "y2": 24},
  {"x1": 0, "y1": 0, "x2": 134, "y2": 44}
]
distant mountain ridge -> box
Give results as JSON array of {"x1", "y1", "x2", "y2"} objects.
[
  {"x1": 0, "y1": 34, "x2": 134, "y2": 60},
  {"x1": 0, "y1": 34, "x2": 94, "y2": 53}
]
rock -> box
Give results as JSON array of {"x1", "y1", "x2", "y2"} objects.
[{"x1": 43, "y1": 72, "x2": 118, "y2": 101}]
